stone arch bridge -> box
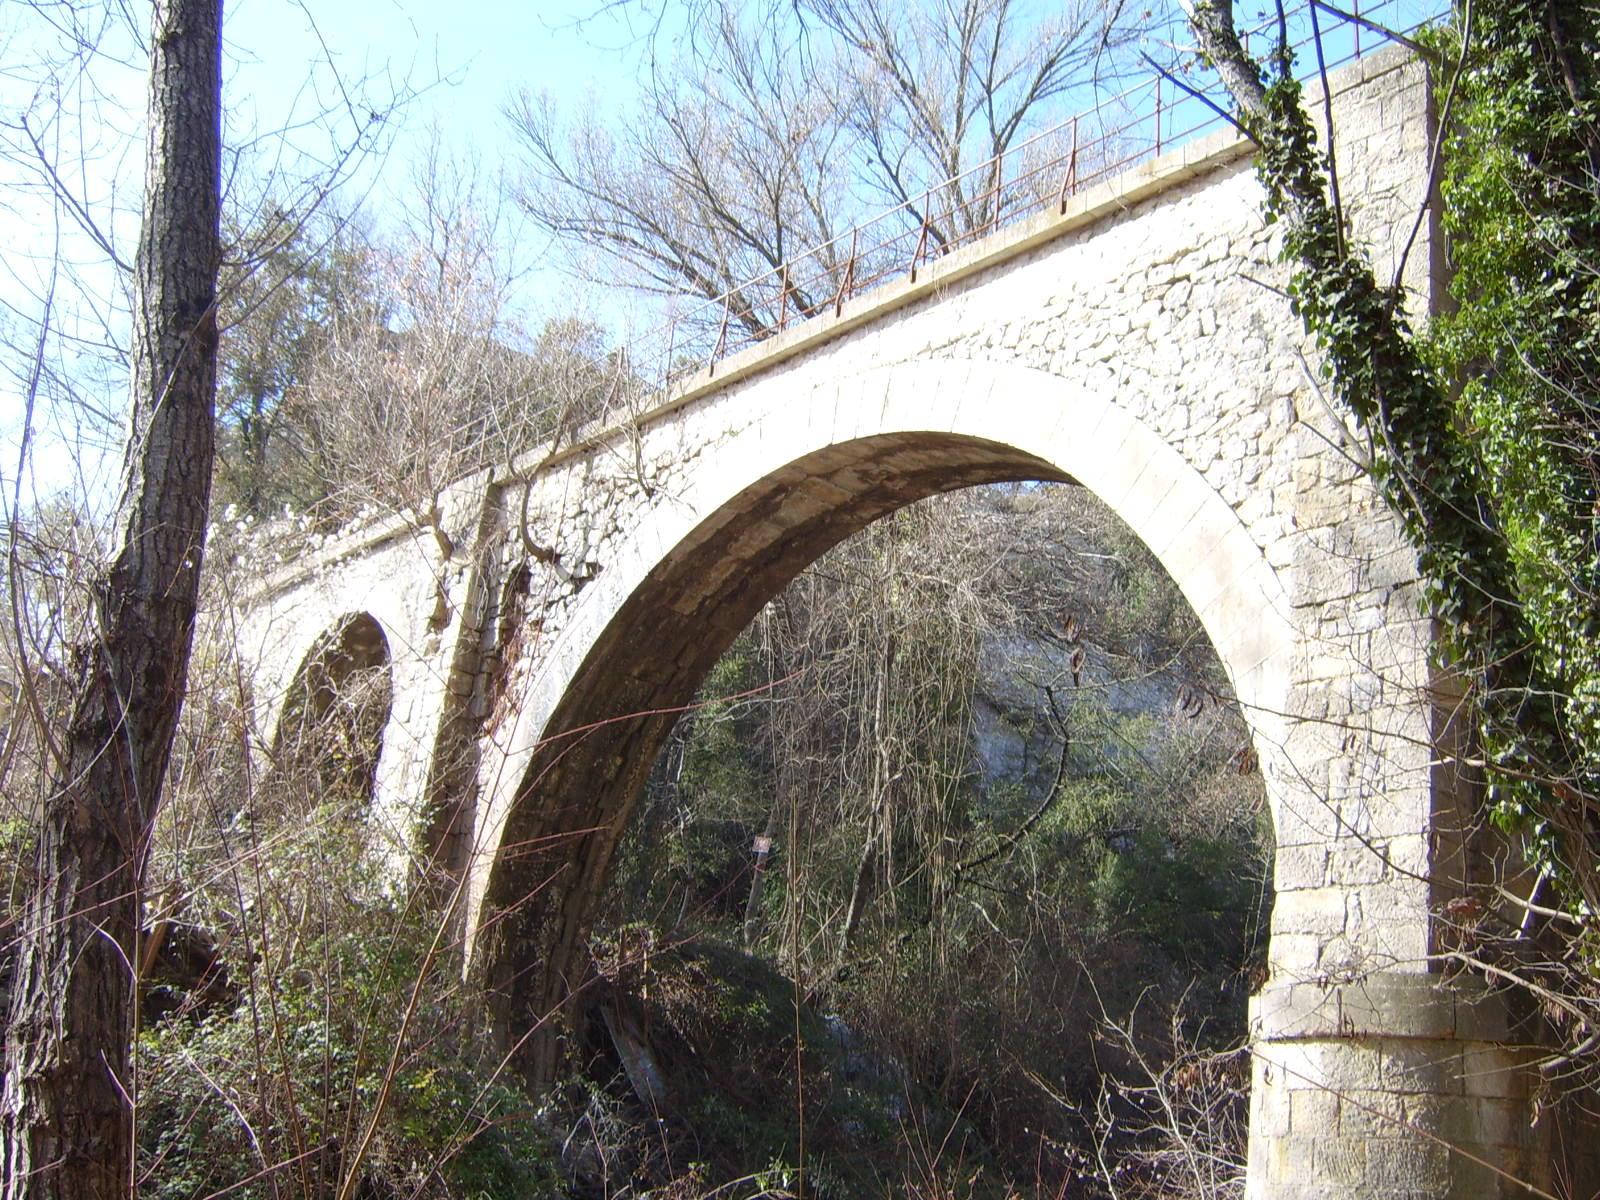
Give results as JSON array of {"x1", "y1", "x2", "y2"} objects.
[{"x1": 236, "y1": 51, "x2": 1575, "y2": 1199}]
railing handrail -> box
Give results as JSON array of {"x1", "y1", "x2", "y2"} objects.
[
  {"x1": 260, "y1": 0, "x2": 1444, "y2": 540},
  {"x1": 613, "y1": 0, "x2": 1440, "y2": 415}
]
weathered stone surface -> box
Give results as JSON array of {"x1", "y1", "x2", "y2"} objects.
[{"x1": 234, "y1": 49, "x2": 1572, "y2": 1199}]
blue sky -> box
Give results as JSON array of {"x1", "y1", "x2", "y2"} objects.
[
  {"x1": 222, "y1": 0, "x2": 660, "y2": 329},
  {"x1": 223, "y1": 0, "x2": 648, "y2": 194},
  {"x1": 1, "y1": 0, "x2": 1443, "y2": 513},
  {"x1": 1, "y1": 1, "x2": 654, "y2": 509}
]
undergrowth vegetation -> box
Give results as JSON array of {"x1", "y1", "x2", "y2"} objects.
[
  {"x1": 102, "y1": 483, "x2": 1265, "y2": 1199},
  {"x1": 133, "y1": 611, "x2": 558, "y2": 1200},
  {"x1": 594, "y1": 484, "x2": 1269, "y2": 1198}
]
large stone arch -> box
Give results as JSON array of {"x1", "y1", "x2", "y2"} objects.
[
  {"x1": 464, "y1": 351, "x2": 1556, "y2": 1197},
  {"x1": 270, "y1": 611, "x2": 394, "y2": 816},
  {"x1": 467, "y1": 355, "x2": 1415, "y2": 1076}
]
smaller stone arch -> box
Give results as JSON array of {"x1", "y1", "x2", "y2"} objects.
[{"x1": 269, "y1": 612, "x2": 393, "y2": 817}]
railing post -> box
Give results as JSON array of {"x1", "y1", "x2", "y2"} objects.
[
  {"x1": 985, "y1": 149, "x2": 998, "y2": 233},
  {"x1": 1155, "y1": 75, "x2": 1163, "y2": 156},
  {"x1": 1057, "y1": 115, "x2": 1080, "y2": 213},
  {"x1": 990, "y1": 149, "x2": 1004, "y2": 233},
  {"x1": 847, "y1": 227, "x2": 857, "y2": 303},
  {"x1": 777, "y1": 264, "x2": 790, "y2": 332},
  {"x1": 710, "y1": 293, "x2": 730, "y2": 377},
  {"x1": 1071, "y1": 113, "x2": 1079, "y2": 189},
  {"x1": 833, "y1": 228, "x2": 858, "y2": 317}
]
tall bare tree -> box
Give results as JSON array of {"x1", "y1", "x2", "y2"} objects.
[
  {"x1": 509, "y1": 0, "x2": 1141, "y2": 337},
  {"x1": 1, "y1": 1, "x2": 222, "y2": 1194},
  {"x1": 301, "y1": 141, "x2": 622, "y2": 539}
]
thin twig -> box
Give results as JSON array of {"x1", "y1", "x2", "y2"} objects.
[
  {"x1": 1311, "y1": 0, "x2": 1439, "y2": 61},
  {"x1": 1139, "y1": 51, "x2": 1254, "y2": 139}
]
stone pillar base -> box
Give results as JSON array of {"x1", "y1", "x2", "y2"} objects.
[{"x1": 1245, "y1": 973, "x2": 1549, "y2": 1199}]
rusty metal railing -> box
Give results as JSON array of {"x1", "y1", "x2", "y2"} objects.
[{"x1": 582, "y1": 0, "x2": 1444, "y2": 428}]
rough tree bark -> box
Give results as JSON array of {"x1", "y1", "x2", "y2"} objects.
[{"x1": 1, "y1": 2, "x2": 222, "y2": 1196}]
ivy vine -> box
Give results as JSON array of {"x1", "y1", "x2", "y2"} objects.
[{"x1": 1192, "y1": 0, "x2": 1600, "y2": 915}]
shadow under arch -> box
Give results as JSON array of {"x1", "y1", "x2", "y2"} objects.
[
  {"x1": 271, "y1": 611, "x2": 393, "y2": 815},
  {"x1": 474, "y1": 359, "x2": 1300, "y2": 1088}
]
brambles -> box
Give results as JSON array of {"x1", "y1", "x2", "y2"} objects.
[{"x1": 139, "y1": 600, "x2": 558, "y2": 1200}]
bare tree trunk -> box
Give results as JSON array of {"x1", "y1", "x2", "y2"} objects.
[
  {"x1": 1, "y1": 3, "x2": 222, "y2": 1196},
  {"x1": 834, "y1": 631, "x2": 895, "y2": 975}
]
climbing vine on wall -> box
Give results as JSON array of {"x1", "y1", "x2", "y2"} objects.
[
  {"x1": 1189, "y1": 1, "x2": 1599, "y2": 938},
  {"x1": 1428, "y1": 1, "x2": 1600, "y2": 885}
]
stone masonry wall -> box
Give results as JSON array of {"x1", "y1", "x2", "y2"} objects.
[
  {"x1": 468, "y1": 49, "x2": 1441, "y2": 991},
  {"x1": 241, "y1": 49, "x2": 1565, "y2": 1198}
]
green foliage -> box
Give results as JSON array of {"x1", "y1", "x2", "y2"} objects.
[
  {"x1": 1088, "y1": 511, "x2": 1209, "y2": 652},
  {"x1": 1210, "y1": 0, "x2": 1599, "y2": 905},
  {"x1": 578, "y1": 933, "x2": 1014, "y2": 1199},
  {"x1": 1427, "y1": 3, "x2": 1600, "y2": 854},
  {"x1": 604, "y1": 485, "x2": 1269, "y2": 1195},
  {"x1": 139, "y1": 626, "x2": 557, "y2": 1200},
  {"x1": 139, "y1": 916, "x2": 557, "y2": 1198},
  {"x1": 678, "y1": 649, "x2": 772, "y2": 815},
  {"x1": 215, "y1": 206, "x2": 383, "y2": 517},
  {"x1": 1006, "y1": 715, "x2": 1270, "y2": 974},
  {"x1": 215, "y1": 187, "x2": 621, "y2": 530},
  {"x1": 137, "y1": 847, "x2": 558, "y2": 1200},
  {"x1": 1089, "y1": 826, "x2": 1269, "y2": 967}
]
